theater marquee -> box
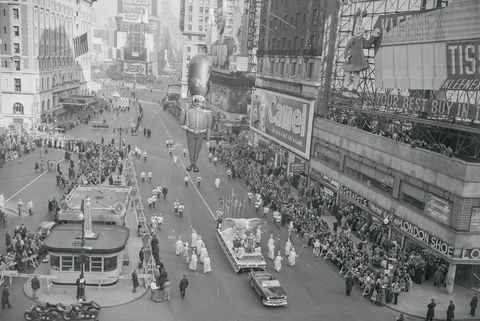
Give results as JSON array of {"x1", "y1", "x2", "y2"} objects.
[{"x1": 250, "y1": 88, "x2": 314, "y2": 159}]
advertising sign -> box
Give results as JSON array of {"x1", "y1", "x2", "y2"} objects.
[
  {"x1": 247, "y1": 0, "x2": 257, "y2": 49},
  {"x1": 470, "y1": 207, "x2": 480, "y2": 232},
  {"x1": 424, "y1": 193, "x2": 452, "y2": 224},
  {"x1": 124, "y1": 48, "x2": 147, "y2": 62},
  {"x1": 393, "y1": 217, "x2": 454, "y2": 257},
  {"x1": 369, "y1": 92, "x2": 480, "y2": 121},
  {"x1": 123, "y1": 13, "x2": 141, "y2": 23},
  {"x1": 250, "y1": 88, "x2": 314, "y2": 159},
  {"x1": 124, "y1": 62, "x2": 146, "y2": 75},
  {"x1": 374, "y1": 0, "x2": 480, "y2": 90},
  {"x1": 289, "y1": 163, "x2": 305, "y2": 173}
]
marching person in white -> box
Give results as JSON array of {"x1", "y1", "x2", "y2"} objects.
[
  {"x1": 191, "y1": 229, "x2": 198, "y2": 251},
  {"x1": 183, "y1": 148, "x2": 187, "y2": 158},
  {"x1": 199, "y1": 245, "x2": 208, "y2": 264},
  {"x1": 156, "y1": 213, "x2": 163, "y2": 230},
  {"x1": 140, "y1": 171, "x2": 146, "y2": 183},
  {"x1": 288, "y1": 247, "x2": 297, "y2": 267},
  {"x1": 196, "y1": 236, "x2": 204, "y2": 255},
  {"x1": 268, "y1": 234, "x2": 275, "y2": 261},
  {"x1": 214, "y1": 177, "x2": 220, "y2": 190},
  {"x1": 285, "y1": 238, "x2": 292, "y2": 256},
  {"x1": 313, "y1": 238, "x2": 321, "y2": 259},
  {"x1": 143, "y1": 151, "x2": 148, "y2": 161},
  {"x1": 148, "y1": 171, "x2": 152, "y2": 183},
  {"x1": 182, "y1": 242, "x2": 190, "y2": 264},
  {"x1": 203, "y1": 254, "x2": 212, "y2": 274},
  {"x1": 274, "y1": 251, "x2": 283, "y2": 272},
  {"x1": 175, "y1": 236, "x2": 183, "y2": 255},
  {"x1": 173, "y1": 153, "x2": 178, "y2": 164},
  {"x1": 189, "y1": 252, "x2": 198, "y2": 271}
]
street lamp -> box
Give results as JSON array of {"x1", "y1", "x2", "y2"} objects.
[{"x1": 78, "y1": 211, "x2": 85, "y2": 278}]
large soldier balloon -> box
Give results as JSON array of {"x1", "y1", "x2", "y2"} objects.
[{"x1": 180, "y1": 54, "x2": 213, "y2": 172}]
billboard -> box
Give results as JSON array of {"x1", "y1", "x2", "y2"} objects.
[
  {"x1": 208, "y1": 82, "x2": 250, "y2": 115},
  {"x1": 124, "y1": 48, "x2": 147, "y2": 61},
  {"x1": 246, "y1": 0, "x2": 257, "y2": 49},
  {"x1": 250, "y1": 88, "x2": 314, "y2": 159},
  {"x1": 124, "y1": 62, "x2": 146, "y2": 75},
  {"x1": 374, "y1": 0, "x2": 480, "y2": 90}
]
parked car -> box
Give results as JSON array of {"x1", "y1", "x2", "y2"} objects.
[{"x1": 248, "y1": 271, "x2": 287, "y2": 306}]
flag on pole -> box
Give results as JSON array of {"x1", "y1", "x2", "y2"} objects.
[{"x1": 73, "y1": 32, "x2": 89, "y2": 58}]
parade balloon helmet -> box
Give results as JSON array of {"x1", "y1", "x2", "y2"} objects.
[{"x1": 187, "y1": 54, "x2": 212, "y2": 98}]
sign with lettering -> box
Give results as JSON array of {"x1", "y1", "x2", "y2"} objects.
[
  {"x1": 250, "y1": 88, "x2": 314, "y2": 159},
  {"x1": 470, "y1": 207, "x2": 480, "y2": 232},
  {"x1": 393, "y1": 218, "x2": 454, "y2": 257},
  {"x1": 124, "y1": 62, "x2": 146, "y2": 75},
  {"x1": 446, "y1": 40, "x2": 480, "y2": 79},
  {"x1": 247, "y1": 0, "x2": 257, "y2": 49},
  {"x1": 289, "y1": 163, "x2": 305, "y2": 173},
  {"x1": 369, "y1": 92, "x2": 480, "y2": 122},
  {"x1": 339, "y1": 185, "x2": 368, "y2": 207},
  {"x1": 462, "y1": 248, "x2": 480, "y2": 260},
  {"x1": 424, "y1": 193, "x2": 452, "y2": 224}
]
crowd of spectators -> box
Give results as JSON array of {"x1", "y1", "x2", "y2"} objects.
[
  {"x1": 78, "y1": 142, "x2": 121, "y2": 185},
  {"x1": 218, "y1": 135, "x2": 448, "y2": 307}
]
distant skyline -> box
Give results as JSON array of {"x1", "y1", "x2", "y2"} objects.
[{"x1": 92, "y1": 0, "x2": 180, "y2": 24}]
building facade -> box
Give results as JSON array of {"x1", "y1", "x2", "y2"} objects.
[
  {"x1": 251, "y1": 0, "x2": 338, "y2": 171},
  {"x1": 115, "y1": 0, "x2": 159, "y2": 78},
  {"x1": 0, "y1": 0, "x2": 94, "y2": 128},
  {"x1": 179, "y1": 0, "x2": 216, "y2": 98},
  {"x1": 310, "y1": 0, "x2": 480, "y2": 293}
]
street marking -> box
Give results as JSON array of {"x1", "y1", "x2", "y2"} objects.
[
  {"x1": 148, "y1": 103, "x2": 216, "y2": 220},
  {"x1": 5, "y1": 159, "x2": 62, "y2": 203}
]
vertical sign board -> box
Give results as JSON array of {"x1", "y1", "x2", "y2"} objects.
[
  {"x1": 423, "y1": 193, "x2": 452, "y2": 225},
  {"x1": 250, "y1": 88, "x2": 314, "y2": 160},
  {"x1": 470, "y1": 207, "x2": 480, "y2": 232},
  {"x1": 247, "y1": 0, "x2": 257, "y2": 49}
]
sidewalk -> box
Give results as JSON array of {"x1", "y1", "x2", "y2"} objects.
[{"x1": 321, "y1": 213, "x2": 478, "y2": 321}]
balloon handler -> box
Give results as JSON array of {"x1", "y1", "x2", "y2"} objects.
[{"x1": 180, "y1": 54, "x2": 213, "y2": 172}]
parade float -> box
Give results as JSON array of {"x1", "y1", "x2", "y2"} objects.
[{"x1": 216, "y1": 218, "x2": 266, "y2": 273}]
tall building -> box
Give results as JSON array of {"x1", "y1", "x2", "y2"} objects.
[
  {"x1": 251, "y1": 0, "x2": 338, "y2": 168},
  {"x1": 158, "y1": 0, "x2": 181, "y2": 72},
  {"x1": 0, "y1": 0, "x2": 95, "y2": 128},
  {"x1": 179, "y1": 0, "x2": 217, "y2": 98},
  {"x1": 115, "y1": 0, "x2": 159, "y2": 79},
  {"x1": 205, "y1": 0, "x2": 259, "y2": 134}
]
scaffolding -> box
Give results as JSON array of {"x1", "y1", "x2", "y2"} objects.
[{"x1": 326, "y1": 0, "x2": 480, "y2": 160}]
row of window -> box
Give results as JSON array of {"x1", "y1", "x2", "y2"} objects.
[
  {"x1": 265, "y1": 8, "x2": 320, "y2": 32},
  {"x1": 262, "y1": 34, "x2": 318, "y2": 51},
  {"x1": 50, "y1": 255, "x2": 118, "y2": 273},
  {"x1": 258, "y1": 57, "x2": 316, "y2": 80}
]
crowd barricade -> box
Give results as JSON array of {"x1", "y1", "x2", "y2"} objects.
[{"x1": 92, "y1": 121, "x2": 109, "y2": 129}]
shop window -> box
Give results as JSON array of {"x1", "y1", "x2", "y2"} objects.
[
  {"x1": 344, "y1": 157, "x2": 394, "y2": 195},
  {"x1": 50, "y1": 255, "x2": 60, "y2": 270},
  {"x1": 61, "y1": 256, "x2": 73, "y2": 271},
  {"x1": 313, "y1": 141, "x2": 340, "y2": 168},
  {"x1": 103, "y1": 256, "x2": 117, "y2": 272},
  {"x1": 90, "y1": 257, "x2": 102, "y2": 272},
  {"x1": 401, "y1": 182, "x2": 426, "y2": 210}
]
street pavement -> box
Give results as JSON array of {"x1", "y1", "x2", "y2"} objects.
[{"x1": 0, "y1": 83, "x2": 399, "y2": 321}]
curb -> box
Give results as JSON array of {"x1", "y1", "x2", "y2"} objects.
[{"x1": 385, "y1": 303, "x2": 479, "y2": 321}]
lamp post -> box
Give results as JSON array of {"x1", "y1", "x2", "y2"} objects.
[{"x1": 78, "y1": 211, "x2": 85, "y2": 278}]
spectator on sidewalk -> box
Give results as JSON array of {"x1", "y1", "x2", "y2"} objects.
[
  {"x1": 138, "y1": 246, "x2": 144, "y2": 269},
  {"x1": 1, "y1": 285, "x2": 11, "y2": 309},
  {"x1": 425, "y1": 298, "x2": 436, "y2": 321},
  {"x1": 132, "y1": 269, "x2": 139, "y2": 293},
  {"x1": 446, "y1": 300, "x2": 455, "y2": 321},
  {"x1": 162, "y1": 279, "x2": 170, "y2": 302},
  {"x1": 31, "y1": 276, "x2": 40, "y2": 299},
  {"x1": 470, "y1": 293, "x2": 478, "y2": 316},
  {"x1": 27, "y1": 200, "x2": 34, "y2": 216}
]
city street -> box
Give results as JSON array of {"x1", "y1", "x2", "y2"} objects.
[{"x1": 1, "y1": 84, "x2": 397, "y2": 321}]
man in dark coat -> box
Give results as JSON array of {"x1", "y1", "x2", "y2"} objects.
[
  {"x1": 31, "y1": 276, "x2": 40, "y2": 299},
  {"x1": 2, "y1": 285, "x2": 11, "y2": 309},
  {"x1": 138, "y1": 247, "x2": 144, "y2": 269},
  {"x1": 345, "y1": 275, "x2": 354, "y2": 296},
  {"x1": 179, "y1": 275, "x2": 188, "y2": 298},
  {"x1": 162, "y1": 186, "x2": 168, "y2": 200},
  {"x1": 132, "y1": 269, "x2": 139, "y2": 293},
  {"x1": 5, "y1": 231, "x2": 11, "y2": 249},
  {"x1": 471, "y1": 293, "x2": 478, "y2": 316},
  {"x1": 446, "y1": 300, "x2": 455, "y2": 321},
  {"x1": 425, "y1": 298, "x2": 436, "y2": 321}
]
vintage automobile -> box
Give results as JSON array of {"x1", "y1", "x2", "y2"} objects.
[{"x1": 248, "y1": 271, "x2": 287, "y2": 306}]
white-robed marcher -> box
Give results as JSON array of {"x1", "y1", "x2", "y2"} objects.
[
  {"x1": 199, "y1": 245, "x2": 208, "y2": 264},
  {"x1": 285, "y1": 238, "x2": 292, "y2": 256},
  {"x1": 288, "y1": 247, "x2": 297, "y2": 266},
  {"x1": 196, "y1": 236, "x2": 204, "y2": 254},
  {"x1": 191, "y1": 229, "x2": 198, "y2": 248},
  {"x1": 203, "y1": 254, "x2": 212, "y2": 274},
  {"x1": 182, "y1": 242, "x2": 190, "y2": 264},
  {"x1": 274, "y1": 251, "x2": 283, "y2": 272},
  {"x1": 268, "y1": 242, "x2": 275, "y2": 261},
  {"x1": 175, "y1": 236, "x2": 183, "y2": 255},
  {"x1": 189, "y1": 252, "x2": 198, "y2": 271}
]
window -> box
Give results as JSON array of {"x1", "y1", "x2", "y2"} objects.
[
  {"x1": 13, "y1": 102, "x2": 23, "y2": 114},
  {"x1": 188, "y1": 24, "x2": 192, "y2": 31},
  {"x1": 291, "y1": 62, "x2": 296, "y2": 77},
  {"x1": 269, "y1": 60, "x2": 274, "y2": 74},
  {"x1": 310, "y1": 35, "x2": 317, "y2": 47},
  {"x1": 61, "y1": 256, "x2": 73, "y2": 271},
  {"x1": 103, "y1": 256, "x2": 117, "y2": 272},
  {"x1": 13, "y1": 26, "x2": 20, "y2": 36},
  {"x1": 312, "y1": 9, "x2": 319, "y2": 25},
  {"x1": 400, "y1": 182, "x2": 426, "y2": 211},
  {"x1": 14, "y1": 78, "x2": 21, "y2": 91},
  {"x1": 199, "y1": 7, "x2": 203, "y2": 13},
  {"x1": 294, "y1": 36, "x2": 298, "y2": 49},
  {"x1": 3, "y1": 9, "x2": 6, "y2": 16},
  {"x1": 199, "y1": 25, "x2": 203, "y2": 31},
  {"x1": 14, "y1": 60, "x2": 20, "y2": 71},
  {"x1": 199, "y1": 16, "x2": 203, "y2": 24},
  {"x1": 188, "y1": 6, "x2": 193, "y2": 12},
  {"x1": 296, "y1": 12, "x2": 300, "y2": 26},
  {"x1": 90, "y1": 257, "x2": 102, "y2": 272},
  {"x1": 187, "y1": 46, "x2": 191, "y2": 53},
  {"x1": 50, "y1": 255, "x2": 60, "y2": 270},
  {"x1": 188, "y1": 15, "x2": 192, "y2": 22},
  {"x1": 2, "y1": 61, "x2": 7, "y2": 68},
  {"x1": 3, "y1": 26, "x2": 6, "y2": 34},
  {"x1": 306, "y1": 62, "x2": 314, "y2": 79},
  {"x1": 13, "y1": 43, "x2": 20, "y2": 53},
  {"x1": 13, "y1": 8, "x2": 19, "y2": 19},
  {"x1": 186, "y1": 55, "x2": 191, "y2": 60}
]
